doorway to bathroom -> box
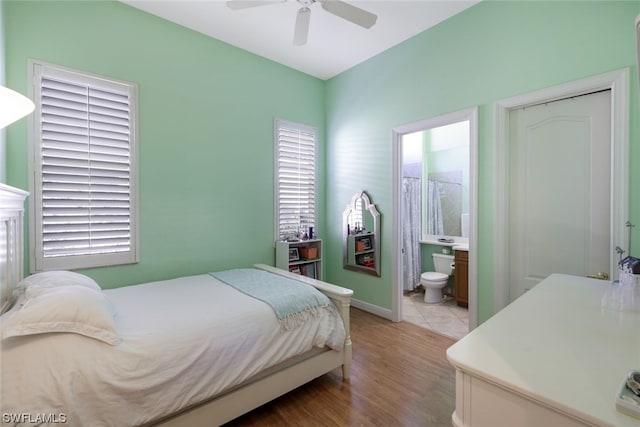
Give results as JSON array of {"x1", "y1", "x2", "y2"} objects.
[{"x1": 391, "y1": 107, "x2": 478, "y2": 337}]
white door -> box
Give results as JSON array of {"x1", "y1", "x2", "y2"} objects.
[{"x1": 509, "y1": 90, "x2": 611, "y2": 300}]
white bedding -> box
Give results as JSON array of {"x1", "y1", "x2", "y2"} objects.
[{"x1": 1, "y1": 273, "x2": 346, "y2": 426}]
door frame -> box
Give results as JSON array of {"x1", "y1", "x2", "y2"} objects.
[
  {"x1": 493, "y1": 68, "x2": 630, "y2": 312},
  {"x1": 391, "y1": 107, "x2": 478, "y2": 330}
]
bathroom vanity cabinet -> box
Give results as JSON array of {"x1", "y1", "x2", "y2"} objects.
[
  {"x1": 454, "y1": 249, "x2": 468, "y2": 307},
  {"x1": 447, "y1": 274, "x2": 639, "y2": 427}
]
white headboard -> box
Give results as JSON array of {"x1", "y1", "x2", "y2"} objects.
[{"x1": 0, "y1": 183, "x2": 29, "y2": 314}]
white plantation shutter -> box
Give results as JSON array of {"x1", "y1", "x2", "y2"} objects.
[
  {"x1": 275, "y1": 119, "x2": 317, "y2": 241},
  {"x1": 30, "y1": 62, "x2": 138, "y2": 271}
]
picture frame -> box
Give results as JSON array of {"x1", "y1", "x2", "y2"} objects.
[
  {"x1": 362, "y1": 237, "x2": 372, "y2": 250},
  {"x1": 288, "y1": 247, "x2": 300, "y2": 262}
]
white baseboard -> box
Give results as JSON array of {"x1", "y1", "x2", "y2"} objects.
[{"x1": 350, "y1": 298, "x2": 393, "y2": 321}]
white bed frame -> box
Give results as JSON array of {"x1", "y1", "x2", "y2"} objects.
[
  {"x1": 154, "y1": 264, "x2": 353, "y2": 426},
  {"x1": 0, "y1": 185, "x2": 353, "y2": 427}
]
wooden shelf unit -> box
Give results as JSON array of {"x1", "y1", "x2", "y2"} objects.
[
  {"x1": 275, "y1": 239, "x2": 322, "y2": 280},
  {"x1": 348, "y1": 232, "x2": 376, "y2": 270}
]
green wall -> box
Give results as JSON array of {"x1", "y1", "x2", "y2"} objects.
[
  {"x1": 324, "y1": 1, "x2": 640, "y2": 322},
  {"x1": 4, "y1": 0, "x2": 326, "y2": 288},
  {"x1": 5, "y1": 1, "x2": 640, "y2": 323}
]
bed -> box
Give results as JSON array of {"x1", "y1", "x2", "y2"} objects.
[{"x1": 0, "y1": 184, "x2": 353, "y2": 427}]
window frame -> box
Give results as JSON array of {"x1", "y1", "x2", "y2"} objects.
[
  {"x1": 274, "y1": 118, "x2": 318, "y2": 243},
  {"x1": 28, "y1": 60, "x2": 139, "y2": 272}
]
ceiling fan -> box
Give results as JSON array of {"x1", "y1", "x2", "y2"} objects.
[{"x1": 226, "y1": 0, "x2": 377, "y2": 46}]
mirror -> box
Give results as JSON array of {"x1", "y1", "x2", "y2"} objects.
[
  {"x1": 402, "y1": 120, "x2": 470, "y2": 242},
  {"x1": 343, "y1": 191, "x2": 381, "y2": 276}
]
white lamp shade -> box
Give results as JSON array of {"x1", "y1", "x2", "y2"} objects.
[{"x1": 0, "y1": 85, "x2": 35, "y2": 130}]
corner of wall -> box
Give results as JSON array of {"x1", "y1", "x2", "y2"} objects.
[{"x1": 1, "y1": 0, "x2": 7, "y2": 184}]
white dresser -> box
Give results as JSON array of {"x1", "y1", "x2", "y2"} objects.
[{"x1": 447, "y1": 274, "x2": 640, "y2": 427}]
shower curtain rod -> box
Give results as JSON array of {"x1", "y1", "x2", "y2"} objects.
[{"x1": 427, "y1": 178, "x2": 463, "y2": 186}]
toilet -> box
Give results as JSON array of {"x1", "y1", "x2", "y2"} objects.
[{"x1": 421, "y1": 253, "x2": 455, "y2": 304}]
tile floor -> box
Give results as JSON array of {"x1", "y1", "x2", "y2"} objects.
[{"x1": 403, "y1": 288, "x2": 469, "y2": 340}]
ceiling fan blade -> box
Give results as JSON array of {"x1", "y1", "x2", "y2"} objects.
[
  {"x1": 226, "y1": 0, "x2": 284, "y2": 10},
  {"x1": 320, "y1": 0, "x2": 377, "y2": 29},
  {"x1": 293, "y1": 7, "x2": 311, "y2": 46}
]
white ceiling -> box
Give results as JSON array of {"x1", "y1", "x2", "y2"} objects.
[{"x1": 120, "y1": 0, "x2": 480, "y2": 80}]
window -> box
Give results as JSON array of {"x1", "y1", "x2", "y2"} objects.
[
  {"x1": 29, "y1": 62, "x2": 139, "y2": 271},
  {"x1": 275, "y1": 119, "x2": 317, "y2": 242}
]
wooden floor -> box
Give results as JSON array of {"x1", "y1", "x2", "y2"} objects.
[{"x1": 224, "y1": 308, "x2": 457, "y2": 427}]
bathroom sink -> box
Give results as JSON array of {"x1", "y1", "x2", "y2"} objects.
[{"x1": 453, "y1": 244, "x2": 469, "y2": 252}]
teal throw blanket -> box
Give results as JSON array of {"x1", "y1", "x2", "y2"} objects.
[{"x1": 210, "y1": 269, "x2": 334, "y2": 331}]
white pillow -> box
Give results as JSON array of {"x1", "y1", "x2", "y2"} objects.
[
  {"x1": 17, "y1": 271, "x2": 101, "y2": 293},
  {"x1": 2, "y1": 285, "x2": 120, "y2": 346}
]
